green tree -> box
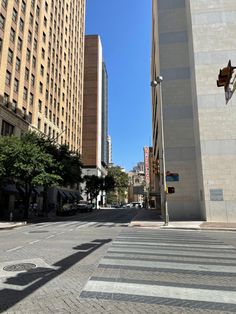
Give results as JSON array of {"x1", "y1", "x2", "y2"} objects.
[
  {"x1": 84, "y1": 175, "x2": 103, "y2": 205},
  {"x1": 107, "y1": 166, "x2": 129, "y2": 204},
  {"x1": 21, "y1": 132, "x2": 83, "y2": 187},
  {"x1": 0, "y1": 136, "x2": 61, "y2": 219}
]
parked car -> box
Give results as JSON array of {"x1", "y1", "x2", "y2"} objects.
[
  {"x1": 56, "y1": 202, "x2": 77, "y2": 216},
  {"x1": 77, "y1": 200, "x2": 93, "y2": 212}
]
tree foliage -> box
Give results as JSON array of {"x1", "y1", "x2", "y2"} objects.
[
  {"x1": 0, "y1": 131, "x2": 83, "y2": 219},
  {"x1": 106, "y1": 166, "x2": 128, "y2": 204}
]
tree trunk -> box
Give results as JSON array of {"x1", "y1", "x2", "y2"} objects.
[{"x1": 42, "y1": 186, "x2": 48, "y2": 216}]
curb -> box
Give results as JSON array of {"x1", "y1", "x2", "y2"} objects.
[{"x1": 0, "y1": 222, "x2": 27, "y2": 230}]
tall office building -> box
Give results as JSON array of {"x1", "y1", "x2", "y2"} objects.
[
  {"x1": 0, "y1": 0, "x2": 85, "y2": 152},
  {"x1": 107, "y1": 134, "x2": 112, "y2": 166},
  {"x1": 82, "y1": 35, "x2": 108, "y2": 178},
  {"x1": 152, "y1": 0, "x2": 236, "y2": 222}
]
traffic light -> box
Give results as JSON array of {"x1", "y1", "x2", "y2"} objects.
[
  {"x1": 167, "y1": 187, "x2": 175, "y2": 194},
  {"x1": 217, "y1": 60, "x2": 235, "y2": 90}
]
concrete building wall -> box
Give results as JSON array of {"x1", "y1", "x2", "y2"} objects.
[
  {"x1": 152, "y1": 0, "x2": 236, "y2": 221},
  {"x1": 152, "y1": 0, "x2": 200, "y2": 220},
  {"x1": 188, "y1": 1, "x2": 236, "y2": 222}
]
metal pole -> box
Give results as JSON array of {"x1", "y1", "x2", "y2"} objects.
[{"x1": 158, "y1": 80, "x2": 169, "y2": 225}]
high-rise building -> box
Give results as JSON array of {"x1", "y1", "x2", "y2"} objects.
[
  {"x1": 107, "y1": 134, "x2": 112, "y2": 166},
  {"x1": 0, "y1": 0, "x2": 85, "y2": 152},
  {"x1": 151, "y1": 0, "x2": 236, "y2": 222},
  {"x1": 82, "y1": 35, "x2": 108, "y2": 205}
]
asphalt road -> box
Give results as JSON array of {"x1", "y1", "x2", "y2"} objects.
[{"x1": 0, "y1": 208, "x2": 236, "y2": 313}]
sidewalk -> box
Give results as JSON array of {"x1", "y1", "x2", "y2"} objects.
[
  {"x1": 130, "y1": 208, "x2": 236, "y2": 231},
  {"x1": 0, "y1": 221, "x2": 27, "y2": 230}
]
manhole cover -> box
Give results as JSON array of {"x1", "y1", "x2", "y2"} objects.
[
  {"x1": 29, "y1": 230, "x2": 48, "y2": 233},
  {"x1": 3, "y1": 263, "x2": 37, "y2": 272}
]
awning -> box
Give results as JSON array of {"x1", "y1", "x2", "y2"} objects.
[
  {"x1": 62, "y1": 191, "x2": 73, "y2": 200},
  {"x1": 58, "y1": 190, "x2": 67, "y2": 199},
  {"x1": 2, "y1": 184, "x2": 19, "y2": 194}
]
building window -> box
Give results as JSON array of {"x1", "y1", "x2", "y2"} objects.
[
  {"x1": 12, "y1": 100, "x2": 17, "y2": 112},
  {"x1": 13, "y1": 78, "x2": 19, "y2": 92},
  {"x1": 26, "y1": 48, "x2": 30, "y2": 61},
  {"x1": 37, "y1": 118, "x2": 41, "y2": 130},
  {"x1": 0, "y1": 14, "x2": 5, "y2": 30},
  {"x1": 29, "y1": 93, "x2": 34, "y2": 106},
  {"x1": 28, "y1": 31, "x2": 32, "y2": 43},
  {"x1": 44, "y1": 16, "x2": 47, "y2": 27},
  {"x1": 36, "y1": 5, "x2": 40, "y2": 17},
  {"x1": 25, "y1": 67, "x2": 29, "y2": 80},
  {"x1": 23, "y1": 87, "x2": 28, "y2": 100},
  {"x1": 35, "y1": 21, "x2": 38, "y2": 33},
  {"x1": 7, "y1": 49, "x2": 13, "y2": 64},
  {"x1": 32, "y1": 56, "x2": 36, "y2": 68},
  {"x1": 5, "y1": 71, "x2": 11, "y2": 86},
  {"x1": 45, "y1": 106, "x2": 48, "y2": 117},
  {"x1": 15, "y1": 57, "x2": 21, "y2": 71},
  {"x1": 22, "y1": 107, "x2": 26, "y2": 119},
  {"x1": 29, "y1": 13, "x2": 33, "y2": 25},
  {"x1": 10, "y1": 28, "x2": 15, "y2": 43},
  {"x1": 2, "y1": 0, "x2": 8, "y2": 9},
  {"x1": 21, "y1": 0, "x2": 26, "y2": 14},
  {"x1": 40, "y1": 65, "x2": 44, "y2": 76},
  {"x1": 44, "y1": 123, "x2": 47, "y2": 133},
  {"x1": 1, "y1": 120, "x2": 14, "y2": 136},
  {"x1": 42, "y1": 48, "x2": 45, "y2": 59},
  {"x1": 38, "y1": 99, "x2": 42, "y2": 112},
  {"x1": 28, "y1": 112, "x2": 32, "y2": 123},
  {"x1": 33, "y1": 38, "x2": 37, "y2": 51},
  {"x1": 31, "y1": 74, "x2": 35, "y2": 86},
  {"x1": 12, "y1": 8, "x2": 18, "y2": 23},
  {"x1": 39, "y1": 82, "x2": 43, "y2": 93},
  {"x1": 42, "y1": 32, "x2": 46, "y2": 43},
  {"x1": 19, "y1": 18, "x2": 24, "y2": 32},
  {"x1": 17, "y1": 37, "x2": 22, "y2": 51}
]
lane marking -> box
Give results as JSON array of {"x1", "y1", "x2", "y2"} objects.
[
  {"x1": 46, "y1": 235, "x2": 55, "y2": 239},
  {"x1": 29, "y1": 240, "x2": 40, "y2": 244},
  {"x1": 6, "y1": 246, "x2": 23, "y2": 252}
]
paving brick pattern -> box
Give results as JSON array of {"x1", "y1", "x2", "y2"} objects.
[{"x1": 0, "y1": 208, "x2": 236, "y2": 313}]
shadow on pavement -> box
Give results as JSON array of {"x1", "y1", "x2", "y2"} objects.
[
  {"x1": 27, "y1": 207, "x2": 141, "y2": 225},
  {"x1": 0, "y1": 239, "x2": 111, "y2": 313}
]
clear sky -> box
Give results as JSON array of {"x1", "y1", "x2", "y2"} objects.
[{"x1": 85, "y1": 1, "x2": 152, "y2": 171}]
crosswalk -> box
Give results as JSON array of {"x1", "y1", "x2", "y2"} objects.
[
  {"x1": 80, "y1": 229, "x2": 236, "y2": 311},
  {"x1": 30, "y1": 221, "x2": 128, "y2": 230}
]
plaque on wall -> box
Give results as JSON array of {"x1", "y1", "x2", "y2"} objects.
[{"x1": 210, "y1": 189, "x2": 223, "y2": 201}]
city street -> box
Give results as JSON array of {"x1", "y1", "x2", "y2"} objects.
[{"x1": 1, "y1": 208, "x2": 236, "y2": 313}]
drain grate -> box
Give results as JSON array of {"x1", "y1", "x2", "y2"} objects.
[{"x1": 3, "y1": 263, "x2": 37, "y2": 272}]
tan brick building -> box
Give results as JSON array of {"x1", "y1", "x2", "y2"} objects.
[
  {"x1": 82, "y1": 35, "x2": 108, "y2": 206},
  {"x1": 0, "y1": 0, "x2": 85, "y2": 152}
]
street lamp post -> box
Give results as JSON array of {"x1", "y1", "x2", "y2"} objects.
[{"x1": 151, "y1": 76, "x2": 169, "y2": 225}]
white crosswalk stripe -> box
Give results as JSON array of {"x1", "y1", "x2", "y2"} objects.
[{"x1": 81, "y1": 230, "x2": 236, "y2": 311}]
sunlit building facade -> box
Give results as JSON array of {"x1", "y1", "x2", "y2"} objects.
[
  {"x1": 152, "y1": 0, "x2": 236, "y2": 222},
  {"x1": 0, "y1": 0, "x2": 85, "y2": 152}
]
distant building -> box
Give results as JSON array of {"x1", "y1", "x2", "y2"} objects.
[
  {"x1": 82, "y1": 35, "x2": 108, "y2": 205},
  {"x1": 151, "y1": 0, "x2": 236, "y2": 221},
  {"x1": 107, "y1": 135, "x2": 112, "y2": 166},
  {"x1": 128, "y1": 161, "x2": 145, "y2": 204}
]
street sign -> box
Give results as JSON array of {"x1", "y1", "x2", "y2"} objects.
[{"x1": 166, "y1": 172, "x2": 179, "y2": 182}]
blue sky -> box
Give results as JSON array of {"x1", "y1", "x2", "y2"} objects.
[{"x1": 85, "y1": 1, "x2": 152, "y2": 171}]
